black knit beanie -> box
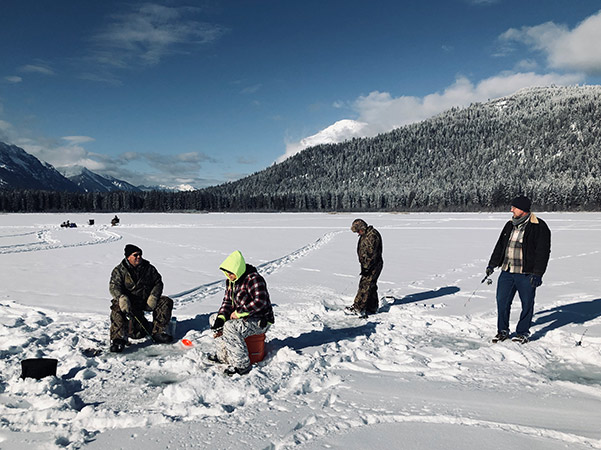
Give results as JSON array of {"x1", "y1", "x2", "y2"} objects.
[
  {"x1": 511, "y1": 196, "x2": 531, "y2": 213},
  {"x1": 124, "y1": 244, "x2": 142, "y2": 257}
]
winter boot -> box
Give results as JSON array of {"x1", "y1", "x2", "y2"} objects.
[
  {"x1": 491, "y1": 331, "x2": 509, "y2": 343},
  {"x1": 224, "y1": 365, "x2": 251, "y2": 376},
  {"x1": 110, "y1": 338, "x2": 126, "y2": 353},
  {"x1": 207, "y1": 353, "x2": 222, "y2": 364},
  {"x1": 345, "y1": 306, "x2": 367, "y2": 318},
  {"x1": 152, "y1": 332, "x2": 173, "y2": 344},
  {"x1": 511, "y1": 334, "x2": 529, "y2": 344}
]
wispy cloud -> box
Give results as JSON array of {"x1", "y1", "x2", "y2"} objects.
[
  {"x1": 85, "y1": 3, "x2": 228, "y2": 76},
  {"x1": 465, "y1": 0, "x2": 500, "y2": 4},
  {"x1": 18, "y1": 63, "x2": 55, "y2": 76},
  {"x1": 281, "y1": 71, "x2": 583, "y2": 161},
  {"x1": 17, "y1": 136, "x2": 218, "y2": 188},
  {"x1": 62, "y1": 136, "x2": 95, "y2": 145},
  {"x1": 118, "y1": 150, "x2": 219, "y2": 187},
  {"x1": 500, "y1": 10, "x2": 601, "y2": 75},
  {"x1": 241, "y1": 84, "x2": 262, "y2": 95},
  {"x1": 0, "y1": 119, "x2": 15, "y2": 142},
  {"x1": 237, "y1": 156, "x2": 257, "y2": 165},
  {"x1": 3, "y1": 76, "x2": 22, "y2": 84}
]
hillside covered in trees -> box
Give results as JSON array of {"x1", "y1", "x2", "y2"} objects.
[{"x1": 2, "y1": 85, "x2": 601, "y2": 212}]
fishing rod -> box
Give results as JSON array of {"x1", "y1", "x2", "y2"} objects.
[
  {"x1": 576, "y1": 328, "x2": 588, "y2": 346},
  {"x1": 464, "y1": 273, "x2": 493, "y2": 307},
  {"x1": 127, "y1": 313, "x2": 156, "y2": 343}
]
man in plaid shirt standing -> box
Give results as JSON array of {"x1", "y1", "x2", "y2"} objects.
[
  {"x1": 486, "y1": 196, "x2": 551, "y2": 344},
  {"x1": 210, "y1": 250, "x2": 274, "y2": 375}
]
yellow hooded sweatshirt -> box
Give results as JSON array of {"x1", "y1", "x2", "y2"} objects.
[{"x1": 219, "y1": 250, "x2": 246, "y2": 282}]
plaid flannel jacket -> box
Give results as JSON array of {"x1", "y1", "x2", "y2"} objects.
[
  {"x1": 218, "y1": 265, "x2": 274, "y2": 323},
  {"x1": 501, "y1": 221, "x2": 527, "y2": 273}
]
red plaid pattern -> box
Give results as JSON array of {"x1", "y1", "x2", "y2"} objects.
[{"x1": 218, "y1": 268, "x2": 274, "y2": 323}]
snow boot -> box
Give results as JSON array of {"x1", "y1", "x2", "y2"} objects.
[
  {"x1": 224, "y1": 365, "x2": 251, "y2": 376},
  {"x1": 511, "y1": 334, "x2": 529, "y2": 344},
  {"x1": 152, "y1": 332, "x2": 173, "y2": 344},
  {"x1": 110, "y1": 338, "x2": 126, "y2": 353},
  {"x1": 207, "y1": 353, "x2": 222, "y2": 364},
  {"x1": 491, "y1": 331, "x2": 509, "y2": 343},
  {"x1": 344, "y1": 306, "x2": 367, "y2": 318}
]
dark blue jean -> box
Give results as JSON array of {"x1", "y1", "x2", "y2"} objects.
[{"x1": 496, "y1": 270, "x2": 537, "y2": 336}]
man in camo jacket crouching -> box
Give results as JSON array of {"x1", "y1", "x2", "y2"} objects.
[{"x1": 109, "y1": 244, "x2": 174, "y2": 352}]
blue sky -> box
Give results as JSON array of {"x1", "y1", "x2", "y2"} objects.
[{"x1": 1, "y1": 0, "x2": 601, "y2": 189}]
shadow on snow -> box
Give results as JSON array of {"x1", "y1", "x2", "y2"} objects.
[
  {"x1": 268, "y1": 322, "x2": 378, "y2": 353},
  {"x1": 379, "y1": 286, "x2": 460, "y2": 312},
  {"x1": 530, "y1": 298, "x2": 601, "y2": 342}
]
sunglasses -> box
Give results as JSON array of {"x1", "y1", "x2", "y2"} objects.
[{"x1": 131, "y1": 253, "x2": 142, "y2": 258}]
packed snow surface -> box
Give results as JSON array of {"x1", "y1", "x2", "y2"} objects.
[{"x1": 0, "y1": 212, "x2": 600, "y2": 449}]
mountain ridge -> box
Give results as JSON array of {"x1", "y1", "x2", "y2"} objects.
[
  {"x1": 196, "y1": 84, "x2": 601, "y2": 211},
  {"x1": 0, "y1": 142, "x2": 82, "y2": 192},
  {"x1": 56, "y1": 165, "x2": 141, "y2": 193}
]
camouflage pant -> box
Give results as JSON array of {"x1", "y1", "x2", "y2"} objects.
[
  {"x1": 110, "y1": 295, "x2": 173, "y2": 341},
  {"x1": 353, "y1": 260, "x2": 383, "y2": 313},
  {"x1": 215, "y1": 317, "x2": 270, "y2": 369}
]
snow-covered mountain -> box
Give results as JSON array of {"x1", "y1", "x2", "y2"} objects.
[
  {"x1": 0, "y1": 142, "x2": 82, "y2": 192},
  {"x1": 0, "y1": 142, "x2": 145, "y2": 193},
  {"x1": 57, "y1": 165, "x2": 141, "y2": 193},
  {"x1": 279, "y1": 119, "x2": 369, "y2": 162},
  {"x1": 138, "y1": 184, "x2": 196, "y2": 192}
]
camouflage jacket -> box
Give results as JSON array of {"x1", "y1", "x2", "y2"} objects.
[
  {"x1": 109, "y1": 258, "x2": 163, "y2": 308},
  {"x1": 357, "y1": 225, "x2": 383, "y2": 273}
]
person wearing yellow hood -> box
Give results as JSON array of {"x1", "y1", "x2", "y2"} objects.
[{"x1": 210, "y1": 250, "x2": 274, "y2": 375}]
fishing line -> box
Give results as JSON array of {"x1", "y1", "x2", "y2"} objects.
[
  {"x1": 464, "y1": 274, "x2": 493, "y2": 307},
  {"x1": 576, "y1": 328, "x2": 588, "y2": 346}
]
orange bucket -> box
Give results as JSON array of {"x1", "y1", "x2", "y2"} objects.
[{"x1": 245, "y1": 333, "x2": 266, "y2": 364}]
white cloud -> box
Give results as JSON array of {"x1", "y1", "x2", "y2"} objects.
[
  {"x1": 0, "y1": 119, "x2": 15, "y2": 141},
  {"x1": 280, "y1": 71, "x2": 584, "y2": 161},
  {"x1": 281, "y1": 119, "x2": 368, "y2": 162},
  {"x1": 500, "y1": 10, "x2": 601, "y2": 74},
  {"x1": 23, "y1": 139, "x2": 92, "y2": 169},
  {"x1": 241, "y1": 84, "x2": 262, "y2": 95},
  {"x1": 19, "y1": 136, "x2": 216, "y2": 188},
  {"x1": 62, "y1": 136, "x2": 95, "y2": 145},
  {"x1": 19, "y1": 64, "x2": 55, "y2": 76},
  {"x1": 465, "y1": 0, "x2": 500, "y2": 4},
  {"x1": 514, "y1": 59, "x2": 539, "y2": 71},
  {"x1": 4, "y1": 76, "x2": 22, "y2": 84},
  {"x1": 89, "y1": 3, "x2": 228, "y2": 71}
]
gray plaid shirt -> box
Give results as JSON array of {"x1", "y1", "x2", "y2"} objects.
[{"x1": 501, "y1": 220, "x2": 528, "y2": 273}]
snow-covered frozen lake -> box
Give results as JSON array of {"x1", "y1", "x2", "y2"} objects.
[{"x1": 1, "y1": 212, "x2": 600, "y2": 449}]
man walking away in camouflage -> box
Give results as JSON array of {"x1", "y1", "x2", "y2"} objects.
[
  {"x1": 109, "y1": 244, "x2": 174, "y2": 352},
  {"x1": 346, "y1": 219, "x2": 383, "y2": 317}
]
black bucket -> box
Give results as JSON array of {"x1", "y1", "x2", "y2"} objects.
[{"x1": 20, "y1": 358, "x2": 58, "y2": 380}]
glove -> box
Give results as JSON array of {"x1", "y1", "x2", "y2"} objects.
[
  {"x1": 485, "y1": 266, "x2": 494, "y2": 277},
  {"x1": 530, "y1": 275, "x2": 542, "y2": 288},
  {"x1": 118, "y1": 295, "x2": 131, "y2": 314},
  {"x1": 146, "y1": 295, "x2": 159, "y2": 310},
  {"x1": 211, "y1": 316, "x2": 225, "y2": 331}
]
